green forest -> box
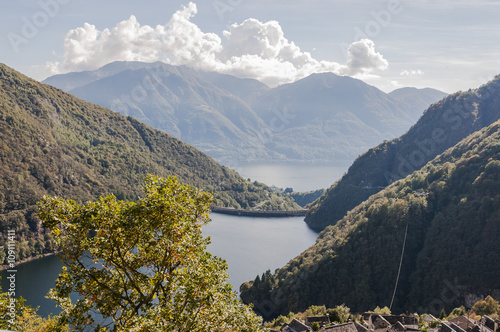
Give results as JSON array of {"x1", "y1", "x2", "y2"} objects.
[
  {"x1": 0, "y1": 64, "x2": 299, "y2": 266},
  {"x1": 306, "y1": 75, "x2": 500, "y2": 231},
  {"x1": 241, "y1": 119, "x2": 500, "y2": 318}
]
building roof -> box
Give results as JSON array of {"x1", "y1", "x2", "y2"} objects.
[
  {"x1": 449, "y1": 316, "x2": 477, "y2": 331},
  {"x1": 324, "y1": 322, "x2": 358, "y2": 332},
  {"x1": 282, "y1": 318, "x2": 312, "y2": 332}
]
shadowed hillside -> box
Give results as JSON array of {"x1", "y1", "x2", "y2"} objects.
[
  {"x1": 306, "y1": 75, "x2": 500, "y2": 231},
  {"x1": 241, "y1": 119, "x2": 500, "y2": 318}
]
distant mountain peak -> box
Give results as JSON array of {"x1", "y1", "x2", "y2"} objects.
[{"x1": 43, "y1": 61, "x2": 448, "y2": 163}]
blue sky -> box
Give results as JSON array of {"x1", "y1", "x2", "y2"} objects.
[{"x1": 1, "y1": 0, "x2": 500, "y2": 93}]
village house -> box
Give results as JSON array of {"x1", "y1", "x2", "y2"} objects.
[
  {"x1": 281, "y1": 318, "x2": 312, "y2": 332},
  {"x1": 439, "y1": 315, "x2": 499, "y2": 332},
  {"x1": 275, "y1": 313, "x2": 499, "y2": 332},
  {"x1": 305, "y1": 315, "x2": 331, "y2": 329}
]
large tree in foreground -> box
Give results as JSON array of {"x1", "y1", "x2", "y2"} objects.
[{"x1": 38, "y1": 175, "x2": 263, "y2": 331}]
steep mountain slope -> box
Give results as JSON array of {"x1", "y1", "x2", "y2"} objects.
[
  {"x1": 65, "y1": 63, "x2": 277, "y2": 162},
  {"x1": 42, "y1": 61, "x2": 152, "y2": 91},
  {"x1": 44, "y1": 62, "x2": 446, "y2": 163},
  {"x1": 251, "y1": 73, "x2": 446, "y2": 161},
  {"x1": 0, "y1": 63, "x2": 298, "y2": 265},
  {"x1": 197, "y1": 71, "x2": 270, "y2": 104},
  {"x1": 389, "y1": 87, "x2": 448, "y2": 112},
  {"x1": 306, "y1": 76, "x2": 500, "y2": 231},
  {"x1": 241, "y1": 119, "x2": 500, "y2": 318}
]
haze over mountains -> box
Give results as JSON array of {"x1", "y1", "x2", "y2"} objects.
[
  {"x1": 241, "y1": 75, "x2": 500, "y2": 317},
  {"x1": 306, "y1": 75, "x2": 500, "y2": 231},
  {"x1": 0, "y1": 63, "x2": 298, "y2": 265},
  {"x1": 43, "y1": 61, "x2": 447, "y2": 164}
]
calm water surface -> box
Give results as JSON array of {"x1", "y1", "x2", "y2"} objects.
[
  {"x1": 231, "y1": 161, "x2": 351, "y2": 192},
  {"x1": 1, "y1": 213, "x2": 318, "y2": 317},
  {"x1": 1, "y1": 163, "x2": 348, "y2": 317}
]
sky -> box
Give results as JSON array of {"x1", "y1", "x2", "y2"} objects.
[{"x1": 1, "y1": 0, "x2": 500, "y2": 93}]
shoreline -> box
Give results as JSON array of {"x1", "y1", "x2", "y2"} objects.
[
  {"x1": 1, "y1": 210, "x2": 307, "y2": 271},
  {"x1": 211, "y1": 206, "x2": 308, "y2": 217},
  {"x1": 0, "y1": 252, "x2": 57, "y2": 271}
]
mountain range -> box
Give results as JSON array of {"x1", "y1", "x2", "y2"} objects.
[
  {"x1": 0, "y1": 63, "x2": 298, "y2": 265},
  {"x1": 240, "y1": 75, "x2": 500, "y2": 318},
  {"x1": 306, "y1": 75, "x2": 500, "y2": 231},
  {"x1": 43, "y1": 61, "x2": 447, "y2": 163}
]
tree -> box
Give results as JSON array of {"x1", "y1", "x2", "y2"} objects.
[
  {"x1": 471, "y1": 296, "x2": 499, "y2": 316},
  {"x1": 327, "y1": 304, "x2": 351, "y2": 324},
  {"x1": 38, "y1": 175, "x2": 263, "y2": 331},
  {"x1": 373, "y1": 306, "x2": 391, "y2": 315},
  {"x1": 439, "y1": 309, "x2": 447, "y2": 320},
  {"x1": 0, "y1": 280, "x2": 63, "y2": 331}
]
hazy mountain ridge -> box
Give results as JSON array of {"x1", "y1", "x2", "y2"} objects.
[
  {"x1": 0, "y1": 63, "x2": 299, "y2": 265},
  {"x1": 43, "y1": 61, "x2": 447, "y2": 163},
  {"x1": 306, "y1": 75, "x2": 500, "y2": 231},
  {"x1": 251, "y1": 72, "x2": 443, "y2": 161},
  {"x1": 65, "y1": 63, "x2": 279, "y2": 162},
  {"x1": 241, "y1": 117, "x2": 500, "y2": 318}
]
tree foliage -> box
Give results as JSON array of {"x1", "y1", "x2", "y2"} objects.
[
  {"x1": 471, "y1": 296, "x2": 500, "y2": 317},
  {"x1": 0, "y1": 63, "x2": 299, "y2": 267},
  {"x1": 38, "y1": 176, "x2": 263, "y2": 331},
  {"x1": 306, "y1": 75, "x2": 500, "y2": 231},
  {"x1": 242, "y1": 120, "x2": 500, "y2": 317},
  {"x1": 0, "y1": 282, "x2": 64, "y2": 331}
]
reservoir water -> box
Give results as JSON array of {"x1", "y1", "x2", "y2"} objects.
[
  {"x1": 232, "y1": 161, "x2": 351, "y2": 192},
  {"x1": 1, "y1": 162, "x2": 348, "y2": 317},
  {"x1": 1, "y1": 213, "x2": 318, "y2": 317}
]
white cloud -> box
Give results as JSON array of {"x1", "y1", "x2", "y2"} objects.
[
  {"x1": 45, "y1": 61, "x2": 61, "y2": 75},
  {"x1": 55, "y1": 2, "x2": 389, "y2": 86},
  {"x1": 341, "y1": 39, "x2": 389, "y2": 76},
  {"x1": 400, "y1": 69, "x2": 424, "y2": 76},
  {"x1": 61, "y1": 3, "x2": 222, "y2": 72}
]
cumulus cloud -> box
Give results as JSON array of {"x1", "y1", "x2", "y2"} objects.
[
  {"x1": 341, "y1": 39, "x2": 389, "y2": 76},
  {"x1": 62, "y1": 3, "x2": 222, "y2": 71},
  {"x1": 56, "y1": 2, "x2": 388, "y2": 86},
  {"x1": 45, "y1": 61, "x2": 61, "y2": 75},
  {"x1": 400, "y1": 69, "x2": 424, "y2": 76}
]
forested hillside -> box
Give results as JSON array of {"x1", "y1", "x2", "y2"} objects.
[
  {"x1": 306, "y1": 75, "x2": 500, "y2": 231},
  {"x1": 241, "y1": 119, "x2": 500, "y2": 318},
  {"x1": 0, "y1": 64, "x2": 298, "y2": 265},
  {"x1": 44, "y1": 62, "x2": 446, "y2": 163}
]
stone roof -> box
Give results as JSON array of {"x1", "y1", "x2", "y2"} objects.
[
  {"x1": 323, "y1": 322, "x2": 358, "y2": 332},
  {"x1": 370, "y1": 314, "x2": 392, "y2": 330},
  {"x1": 305, "y1": 315, "x2": 331, "y2": 327},
  {"x1": 355, "y1": 321, "x2": 370, "y2": 332},
  {"x1": 481, "y1": 316, "x2": 499, "y2": 332},
  {"x1": 282, "y1": 318, "x2": 312, "y2": 332},
  {"x1": 449, "y1": 316, "x2": 477, "y2": 331},
  {"x1": 424, "y1": 315, "x2": 438, "y2": 323}
]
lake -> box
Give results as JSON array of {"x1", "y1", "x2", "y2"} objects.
[
  {"x1": 229, "y1": 161, "x2": 351, "y2": 192},
  {"x1": 1, "y1": 213, "x2": 318, "y2": 317},
  {"x1": 0, "y1": 162, "x2": 349, "y2": 317}
]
